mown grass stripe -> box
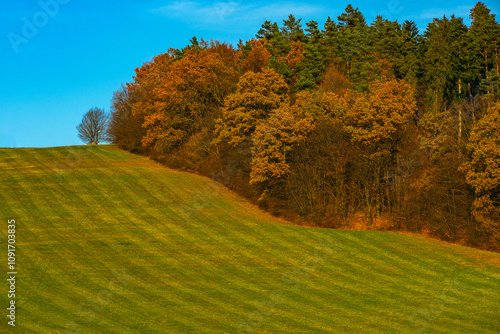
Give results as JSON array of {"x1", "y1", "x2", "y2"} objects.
[
  {"x1": 1, "y1": 156, "x2": 141, "y2": 332},
  {"x1": 2, "y1": 150, "x2": 183, "y2": 332},
  {"x1": 79, "y1": 156, "x2": 364, "y2": 332},
  {"x1": 86, "y1": 164, "x2": 336, "y2": 332},
  {"x1": 47, "y1": 148, "x2": 262, "y2": 328}
]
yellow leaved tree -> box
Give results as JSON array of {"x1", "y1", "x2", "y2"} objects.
[
  {"x1": 341, "y1": 79, "x2": 416, "y2": 148},
  {"x1": 250, "y1": 95, "x2": 315, "y2": 184},
  {"x1": 213, "y1": 68, "x2": 289, "y2": 148},
  {"x1": 461, "y1": 103, "x2": 500, "y2": 241}
]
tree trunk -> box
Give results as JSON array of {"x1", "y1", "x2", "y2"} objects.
[
  {"x1": 434, "y1": 90, "x2": 438, "y2": 112},
  {"x1": 496, "y1": 42, "x2": 499, "y2": 101},
  {"x1": 458, "y1": 105, "x2": 462, "y2": 142},
  {"x1": 485, "y1": 42, "x2": 489, "y2": 79},
  {"x1": 496, "y1": 42, "x2": 499, "y2": 76}
]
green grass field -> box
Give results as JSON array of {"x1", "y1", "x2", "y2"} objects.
[{"x1": 0, "y1": 145, "x2": 499, "y2": 333}]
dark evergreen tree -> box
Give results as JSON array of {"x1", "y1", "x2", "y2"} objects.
[
  {"x1": 256, "y1": 21, "x2": 280, "y2": 40},
  {"x1": 370, "y1": 16, "x2": 402, "y2": 75},
  {"x1": 423, "y1": 16, "x2": 454, "y2": 111},
  {"x1": 281, "y1": 14, "x2": 306, "y2": 42},
  {"x1": 295, "y1": 21, "x2": 326, "y2": 91},
  {"x1": 265, "y1": 29, "x2": 294, "y2": 87},
  {"x1": 323, "y1": 16, "x2": 339, "y2": 59},
  {"x1": 448, "y1": 16, "x2": 469, "y2": 100},
  {"x1": 398, "y1": 20, "x2": 421, "y2": 87},
  {"x1": 337, "y1": 4, "x2": 366, "y2": 30},
  {"x1": 469, "y1": 2, "x2": 500, "y2": 98}
]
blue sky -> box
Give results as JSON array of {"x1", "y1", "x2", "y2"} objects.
[{"x1": 1, "y1": 0, "x2": 498, "y2": 148}]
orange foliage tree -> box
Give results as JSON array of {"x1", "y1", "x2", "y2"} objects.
[
  {"x1": 128, "y1": 42, "x2": 240, "y2": 155},
  {"x1": 242, "y1": 39, "x2": 271, "y2": 73},
  {"x1": 318, "y1": 79, "x2": 417, "y2": 221},
  {"x1": 213, "y1": 68, "x2": 289, "y2": 147},
  {"x1": 320, "y1": 62, "x2": 353, "y2": 95},
  {"x1": 250, "y1": 96, "x2": 315, "y2": 184},
  {"x1": 336, "y1": 79, "x2": 416, "y2": 148}
]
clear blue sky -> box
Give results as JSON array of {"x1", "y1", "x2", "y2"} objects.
[{"x1": 1, "y1": 0, "x2": 498, "y2": 148}]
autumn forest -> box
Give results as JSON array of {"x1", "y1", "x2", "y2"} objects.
[{"x1": 107, "y1": 3, "x2": 500, "y2": 251}]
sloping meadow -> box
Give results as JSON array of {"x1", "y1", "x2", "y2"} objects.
[{"x1": 0, "y1": 145, "x2": 498, "y2": 333}]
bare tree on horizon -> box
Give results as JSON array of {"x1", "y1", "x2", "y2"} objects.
[{"x1": 77, "y1": 107, "x2": 109, "y2": 145}]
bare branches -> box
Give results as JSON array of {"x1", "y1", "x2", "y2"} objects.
[{"x1": 77, "y1": 107, "x2": 109, "y2": 145}]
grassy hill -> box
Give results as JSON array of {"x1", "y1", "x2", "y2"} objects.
[{"x1": 0, "y1": 145, "x2": 498, "y2": 333}]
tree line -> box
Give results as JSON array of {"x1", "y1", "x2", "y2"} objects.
[{"x1": 106, "y1": 2, "x2": 500, "y2": 251}]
